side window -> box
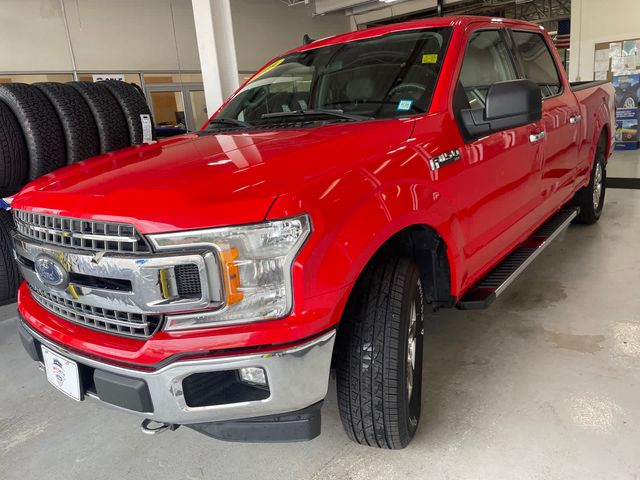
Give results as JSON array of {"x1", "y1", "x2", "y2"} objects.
[
  {"x1": 458, "y1": 30, "x2": 518, "y2": 108},
  {"x1": 511, "y1": 31, "x2": 562, "y2": 97}
]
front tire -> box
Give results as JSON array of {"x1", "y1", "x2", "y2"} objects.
[
  {"x1": 573, "y1": 142, "x2": 606, "y2": 224},
  {"x1": 336, "y1": 256, "x2": 425, "y2": 449}
]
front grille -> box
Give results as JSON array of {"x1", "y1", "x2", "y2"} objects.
[
  {"x1": 13, "y1": 210, "x2": 150, "y2": 253},
  {"x1": 29, "y1": 285, "x2": 162, "y2": 338},
  {"x1": 175, "y1": 264, "x2": 202, "y2": 297}
]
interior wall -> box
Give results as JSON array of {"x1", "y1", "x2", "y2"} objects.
[
  {"x1": 230, "y1": 0, "x2": 351, "y2": 72},
  {"x1": 0, "y1": 0, "x2": 350, "y2": 77},
  {"x1": 0, "y1": 0, "x2": 200, "y2": 73},
  {"x1": 569, "y1": 0, "x2": 640, "y2": 81},
  {"x1": 0, "y1": 0, "x2": 72, "y2": 72}
]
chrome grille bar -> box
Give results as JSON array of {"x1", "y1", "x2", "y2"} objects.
[
  {"x1": 29, "y1": 285, "x2": 162, "y2": 338},
  {"x1": 13, "y1": 210, "x2": 150, "y2": 253}
]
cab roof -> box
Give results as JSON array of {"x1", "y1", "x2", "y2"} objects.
[{"x1": 291, "y1": 15, "x2": 543, "y2": 53}]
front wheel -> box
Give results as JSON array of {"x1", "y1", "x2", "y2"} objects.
[
  {"x1": 573, "y1": 144, "x2": 606, "y2": 224},
  {"x1": 336, "y1": 256, "x2": 425, "y2": 449}
]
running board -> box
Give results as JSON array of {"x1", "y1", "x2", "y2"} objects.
[{"x1": 456, "y1": 207, "x2": 578, "y2": 310}]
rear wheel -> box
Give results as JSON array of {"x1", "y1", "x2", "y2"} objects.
[
  {"x1": 336, "y1": 256, "x2": 424, "y2": 449},
  {"x1": 573, "y1": 140, "x2": 606, "y2": 224}
]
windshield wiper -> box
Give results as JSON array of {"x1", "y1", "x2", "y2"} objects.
[
  {"x1": 261, "y1": 109, "x2": 372, "y2": 122},
  {"x1": 207, "y1": 117, "x2": 253, "y2": 129}
]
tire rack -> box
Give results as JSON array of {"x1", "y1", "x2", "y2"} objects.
[{"x1": 0, "y1": 81, "x2": 156, "y2": 303}]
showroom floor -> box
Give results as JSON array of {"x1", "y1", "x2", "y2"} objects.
[{"x1": 1, "y1": 155, "x2": 640, "y2": 480}]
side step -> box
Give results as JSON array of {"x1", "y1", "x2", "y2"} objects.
[{"x1": 456, "y1": 207, "x2": 578, "y2": 310}]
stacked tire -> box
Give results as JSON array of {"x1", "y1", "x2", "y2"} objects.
[
  {"x1": 0, "y1": 209, "x2": 20, "y2": 306},
  {"x1": 0, "y1": 80, "x2": 155, "y2": 304}
]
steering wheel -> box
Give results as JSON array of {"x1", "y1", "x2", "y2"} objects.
[{"x1": 388, "y1": 83, "x2": 427, "y2": 100}]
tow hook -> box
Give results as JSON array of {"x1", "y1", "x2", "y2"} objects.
[{"x1": 140, "y1": 419, "x2": 180, "y2": 435}]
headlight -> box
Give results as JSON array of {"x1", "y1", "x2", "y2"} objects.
[{"x1": 148, "y1": 215, "x2": 311, "y2": 330}]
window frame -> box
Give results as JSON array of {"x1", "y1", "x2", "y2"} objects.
[
  {"x1": 454, "y1": 27, "x2": 522, "y2": 111},
  {"x1": 507, "y1": 28, "x2": 565, "y2": 100}
]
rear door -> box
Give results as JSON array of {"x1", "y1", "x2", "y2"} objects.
[{"x1": 509, "y1": 29, "x2": 581, "y2": 214}]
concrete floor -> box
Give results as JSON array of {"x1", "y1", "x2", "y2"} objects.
[
  {"x1": 608, "y1": 149, "x2": 640, "y2": 178},
  {"x1": 2, "y1": 159, "x2": 640, "y2": 479}
]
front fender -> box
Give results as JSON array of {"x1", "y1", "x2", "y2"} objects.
[{"x1": 267, "y1": 155, "x2": 465, "y2": 318}]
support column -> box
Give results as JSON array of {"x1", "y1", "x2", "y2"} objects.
[{"x1": 192, "y1": 0, "x2": 240, "y2": 119}]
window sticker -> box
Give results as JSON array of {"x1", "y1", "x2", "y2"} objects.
[
  {"x1": 397, "y1": 100, "x2": 413, "y2": 111},
  {"x1": 422, "y1": 54, "x2": 438, "y2": 64}
]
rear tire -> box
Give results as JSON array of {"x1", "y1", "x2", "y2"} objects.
[
  {"x1": 0, "y1": 100, "x2": 28, "y2": 194},
  {"x1": 68, "y1": 81, "x2": 130, "y2": 154},
  {"x1": 0, "y1": 83, "x2": 66, "y2": 180},
  {"x1": 99, "y1": 80, "x2": 155, "y2": 145},
  {"x1": 0, "y1": 210, "x2": 21, "y2": 303},
  {"x1": 573, "y1": 139, "x2": 606, "y2": 224},
  {"x1": 34, "y1": 82, "x2": 100, "y2": 164},
  {"x1": 336, "y1": 256, "x2": 425, "y2": 449}
]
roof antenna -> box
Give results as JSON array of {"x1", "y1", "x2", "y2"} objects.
[{"x1": 303, "y1": 34, "x2": 314, "y2": 45}]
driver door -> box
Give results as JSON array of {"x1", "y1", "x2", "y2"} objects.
[{"x1": 451, "y1": 28, "x2": 544, "y2": 285}]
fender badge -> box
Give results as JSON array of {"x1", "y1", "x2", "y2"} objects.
[{"x1": 429, "y1": 149, "x2": 461, "y2": 171}]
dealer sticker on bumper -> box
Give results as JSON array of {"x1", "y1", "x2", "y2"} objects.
[{"x1": 41, "y1": 345, "x2": 81, "y2": 401}]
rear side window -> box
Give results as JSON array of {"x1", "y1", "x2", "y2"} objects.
[
  {"x1": 458, "y1": 30, "x2": 518, "y2": 108},
  {"x1": 511, "y1": 31, "x2": 562, "y2": 97}
]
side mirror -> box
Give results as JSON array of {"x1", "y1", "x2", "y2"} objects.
[{"x1": 460, "y1": 79, "x2": 542, "y2": 139}]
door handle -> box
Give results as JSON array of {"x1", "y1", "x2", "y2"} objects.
[
  {"x1": 529, "y1": 131, "x2": 546, "y2": 143},
  {"x1": 569, "y1": 114, "x2": 582, "y2": 125}
]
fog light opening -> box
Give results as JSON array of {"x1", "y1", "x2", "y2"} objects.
[{"x1": 239, "y1": 367, "x2": 267, "y2": 387}]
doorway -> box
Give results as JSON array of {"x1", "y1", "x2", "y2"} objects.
[{"x1": 145, "y1": 84, "x2": 208, "y2": 132}]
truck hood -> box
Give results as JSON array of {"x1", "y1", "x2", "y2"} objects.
[{"x1": 13, "y1": 120, "x2": 414, "y2": 234}]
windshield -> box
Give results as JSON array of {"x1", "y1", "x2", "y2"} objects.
[{"x1": 210, "y1": 27, "x2": 452, "y2": 131}]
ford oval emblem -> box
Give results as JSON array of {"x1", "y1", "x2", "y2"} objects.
[{"x1": 34, "y1": 255, "x2": 69, "y2": 289}]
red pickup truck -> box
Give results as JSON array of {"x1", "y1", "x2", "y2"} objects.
[{"x1": 9, "y1": 16, "x2": 613, "y2": 449}]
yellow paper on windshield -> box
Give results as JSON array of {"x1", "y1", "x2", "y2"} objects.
[
  {"x1": 422, "y1": 54, "x2": 438, "y2": 64},
  {"x1": 251, "y1": 58, "x2": 286, "y2": 81}
]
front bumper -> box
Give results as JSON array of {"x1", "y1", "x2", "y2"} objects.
[{"x1": 19, "y1": 318, "x2": 336, "y2": 425}]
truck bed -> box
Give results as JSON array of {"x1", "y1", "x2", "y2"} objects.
[{"x1": 570, "y1": 80, "x2": 610, "y2": 92}]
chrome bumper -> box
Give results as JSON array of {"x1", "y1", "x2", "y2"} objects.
[{"x1": 22, "y1": 321, "x2": 336, "y2": 425}]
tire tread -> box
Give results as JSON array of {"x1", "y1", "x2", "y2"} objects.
[
  {"x1": 336, "y1": 256, "x2": 419, "y2": 449},
  {"x1": 68, "y1": 81, "x2": 130, "y2": 154},
  {"x1": 0, "y1": 210, "x2": 21, "y2": 302},
  {"x1": 0, "y1": 83, "x2": 66, "y2": 180},
  {"x1": 0, "y1": 100, "x2": 28, "y2": 192},
  {"x1": 34, "y1": 83, "x2": 100, "y2": 164}
]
